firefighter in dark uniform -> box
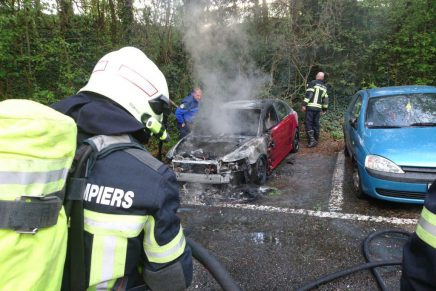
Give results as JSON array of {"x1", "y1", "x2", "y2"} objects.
[
  {"x1": 401, "y1": 180, "x2": 436, "y2": 290},
  {"x1": 52, "y1": 47, "x2": 193, "y2": 290},
  {"x1": 301, "y1": 72, "x2": 329, "y2": 147}
]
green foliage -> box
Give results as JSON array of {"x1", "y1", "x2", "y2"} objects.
[
  {"x1": 0, "y1": 0, "x2": 435, "y2": 148},
  {"x1": 266, "y1": 187, "x2": 281, "y2": 197},
  {"x1": 319, "y1": 96, "x2": 349, "y2": 141},
  {"x1": 32, "y1": 88, "x2": 56, "y2": 105}
]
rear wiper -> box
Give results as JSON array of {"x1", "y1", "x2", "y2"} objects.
[{"x1": 409, "y1": 122, "x2": 436, "y2": 127}]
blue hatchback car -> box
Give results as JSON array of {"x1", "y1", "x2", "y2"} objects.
[{"x1": 343, "y1": 85, "x2": 436, "y2": 204}]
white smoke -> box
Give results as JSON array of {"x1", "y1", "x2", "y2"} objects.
[{"x1": 180, "y1": 2, "x2": 269, "y2": 136}]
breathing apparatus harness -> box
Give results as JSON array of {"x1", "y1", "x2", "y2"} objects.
[{"x1": 63, "y1": 139, "x2": 242, "y2": 291}]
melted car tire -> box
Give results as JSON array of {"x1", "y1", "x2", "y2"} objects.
[
  {"x1": 291, "y1": 128, "x2": 300, "y2": 153},
  {"x1": 251, "y1": 156, "x2": 267, "y2": 185}
]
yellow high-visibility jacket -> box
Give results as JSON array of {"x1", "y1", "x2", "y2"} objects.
[{"x1": 0, "y1": 99, "x2": 77, "y2": 291}]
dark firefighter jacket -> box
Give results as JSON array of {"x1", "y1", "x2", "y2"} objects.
[
  {"x1": 52, "y1": 92, "x2": 193, "y2": 290},
  {"x1": 401, "y1": 180, "x2": 436, "y2": 291},
  {"x1": 303, "y1": 80, "x2": 329, "y2": 112}
]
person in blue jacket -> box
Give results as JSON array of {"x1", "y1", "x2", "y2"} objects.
[{"x1": 175, "y1": 87, "x2": 202, "y2": 138}]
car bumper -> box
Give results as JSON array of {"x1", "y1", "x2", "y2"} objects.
[
  {"x1": 366, "y1": 168, "x2": 436, "y2": 184},
  {"x1": 359, "y1": 165, "x2": 432, "y2": 204},
  {"x1": 175, "y1": 172, "x2": 232, "y2": 184}
]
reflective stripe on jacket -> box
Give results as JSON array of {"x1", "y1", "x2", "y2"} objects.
[
  {"x1": 416, "y1": 206, "x2": 436, "y2": 249},
  {"x1": 401, "y1": 181, "x2": 436, "y2": 290},
  {"x1": 0, "y1": 99, "x2": 77, "y2": 291},
  {"x1": 303, "y1": 80, "x2": 329, "y2": 111},
  {"x1": 81, "y1": 135, "x2": 191, "y2": 290}
]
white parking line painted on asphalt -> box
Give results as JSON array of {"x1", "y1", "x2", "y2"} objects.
[
  {"x1": 185, "y1": 201, "x2": 418, "y2": 225},
  {"x1": 329, "y1": 152, "x2": 345, "y2": 212}
]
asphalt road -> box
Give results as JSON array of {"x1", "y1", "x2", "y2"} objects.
[{"x1": 177, "y1": 147, "x2": 422, "y2": 291}]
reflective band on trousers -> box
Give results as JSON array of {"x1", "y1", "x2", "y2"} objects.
[
  {"x1": 143, "y1": 216, "x2": 186, "y2": 263},
  {"x1": 416, "y1": 206, "x2": 436, "y2": 249},
  {"x1": 0, "y1": 168, "x2": 68, "y2": 185}
]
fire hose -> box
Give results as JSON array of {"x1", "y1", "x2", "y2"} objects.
[
  {"x1": 296, "y1": 229, "x2": 411, "y2": 291},
  {"x1": 187, "y1": 238, "x2": 242, "y2": 291}
]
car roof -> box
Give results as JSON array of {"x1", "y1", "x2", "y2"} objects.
[
  {"x1": 221, "y1": 99, "x2": 277, "y2": 110},
  {"x1": 363, "y1": 85, "x2": 436, "y2": 98}
]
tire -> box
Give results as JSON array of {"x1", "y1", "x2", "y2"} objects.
[
  {"x1": 352, "y1": 163, "x2": 366, "y2": 199},
  {"x1": 291, "y1": 128, "x2": 300, "y2": 153},
  {"x1": 343, "y1": 130, "x2": 350, "y2": 157},
  {"x1": 251, "y1": 156, "x2": 267, "y2": 185},
  {"x1": 344, "y1": 144, "x2": 350, "y2": 157}
]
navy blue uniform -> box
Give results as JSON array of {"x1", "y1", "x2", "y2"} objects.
[
  {"x1": 401, "y1": 181, "x2": 436, "y2": 291},
  {"x1": 52, "y1": 92, "x2": 192, "y2": 290},
  {"x1": 303, "y1": 79, "x2": 329, "y2": 142}
]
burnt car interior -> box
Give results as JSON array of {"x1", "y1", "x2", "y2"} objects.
[
  {"x1": 264, "y1": 106, "x2": 278, "y2": 130},
  {"x1": 192, "y1": 108, "x2": 261, "y2": 137}
]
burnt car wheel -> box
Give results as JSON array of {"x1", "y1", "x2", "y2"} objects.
[
  {"x1": 251, "y1": 156, "x2": 267, "y2": 185},
  {"x1": 291, "y1": 128, "x2": 299, "y2": 153}
]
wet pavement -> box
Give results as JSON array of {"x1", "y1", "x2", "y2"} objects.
[{"x1": 177, "y1": 148, "x2": 422, "y2": 290}]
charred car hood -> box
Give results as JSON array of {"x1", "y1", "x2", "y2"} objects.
[
  {"x1": 168, "y1": 135, "x2": 267, "y2": 164},
  {"x1": 171, "y1": 136, "x2": 253, "y2": 160}
]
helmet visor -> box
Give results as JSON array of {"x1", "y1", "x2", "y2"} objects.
[{"x1": 149, "y1": 95, "x2": 171, "y2": 116}]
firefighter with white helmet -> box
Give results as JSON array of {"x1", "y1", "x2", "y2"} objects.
[
  {"x1": 78, "y1": 46, "x2": 171, "y2": 142},
  {"x1": 52, "y1": 47, "x2": 193, "y2": 290}
]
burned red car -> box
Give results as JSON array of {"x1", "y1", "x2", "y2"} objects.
[{"x1": 166, "y1": 99, "x2": 299, "y2": 185}]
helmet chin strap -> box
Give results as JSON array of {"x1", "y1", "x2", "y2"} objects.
[{"x1": 141, "y1": 113, "x2": 170, "y2": 142}]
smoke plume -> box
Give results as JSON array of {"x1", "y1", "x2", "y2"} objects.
[{"x1": 180, "y1": 2, "x2": 269, "y2": 136}]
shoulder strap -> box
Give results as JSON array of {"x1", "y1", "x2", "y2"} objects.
[
  {"x1": 63, "y1": 143, "x2": 93, "y2": 291},
  {"x1": 64, "y1": 135, "x2": 151, "y2": 291},
  {"x1": 124, "y1": 148, "x2": 164, "y2": 172},
  {"x1": 64, "y1": 144, "x2": 93, "y2": 216}
]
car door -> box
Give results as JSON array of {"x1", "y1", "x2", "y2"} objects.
[
  {"x1": 345, "y1": 94, "x2": 363, "y2": 158},
  {"x1": 274, "y1": 100, "x2": 294, "y2": 153},
  {"x1": 266, "y1": 104, "x2": 286, "y2": 170}
]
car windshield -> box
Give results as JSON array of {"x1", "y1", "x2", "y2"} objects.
[
  {"x1": 366, "y1": 93, "x2": 436, "y2": 128},
  {"x1": 192, "y1": 108, "x2": 261, "y2": 137}
]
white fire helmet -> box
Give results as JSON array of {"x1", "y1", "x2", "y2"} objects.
[{"x1": 79, "y1": 47, "x2": 170, "y2": 124}]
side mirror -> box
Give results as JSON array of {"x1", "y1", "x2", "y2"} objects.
[{"x1": 349, "y1": 117, "x2": 358, "y2": 128}]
